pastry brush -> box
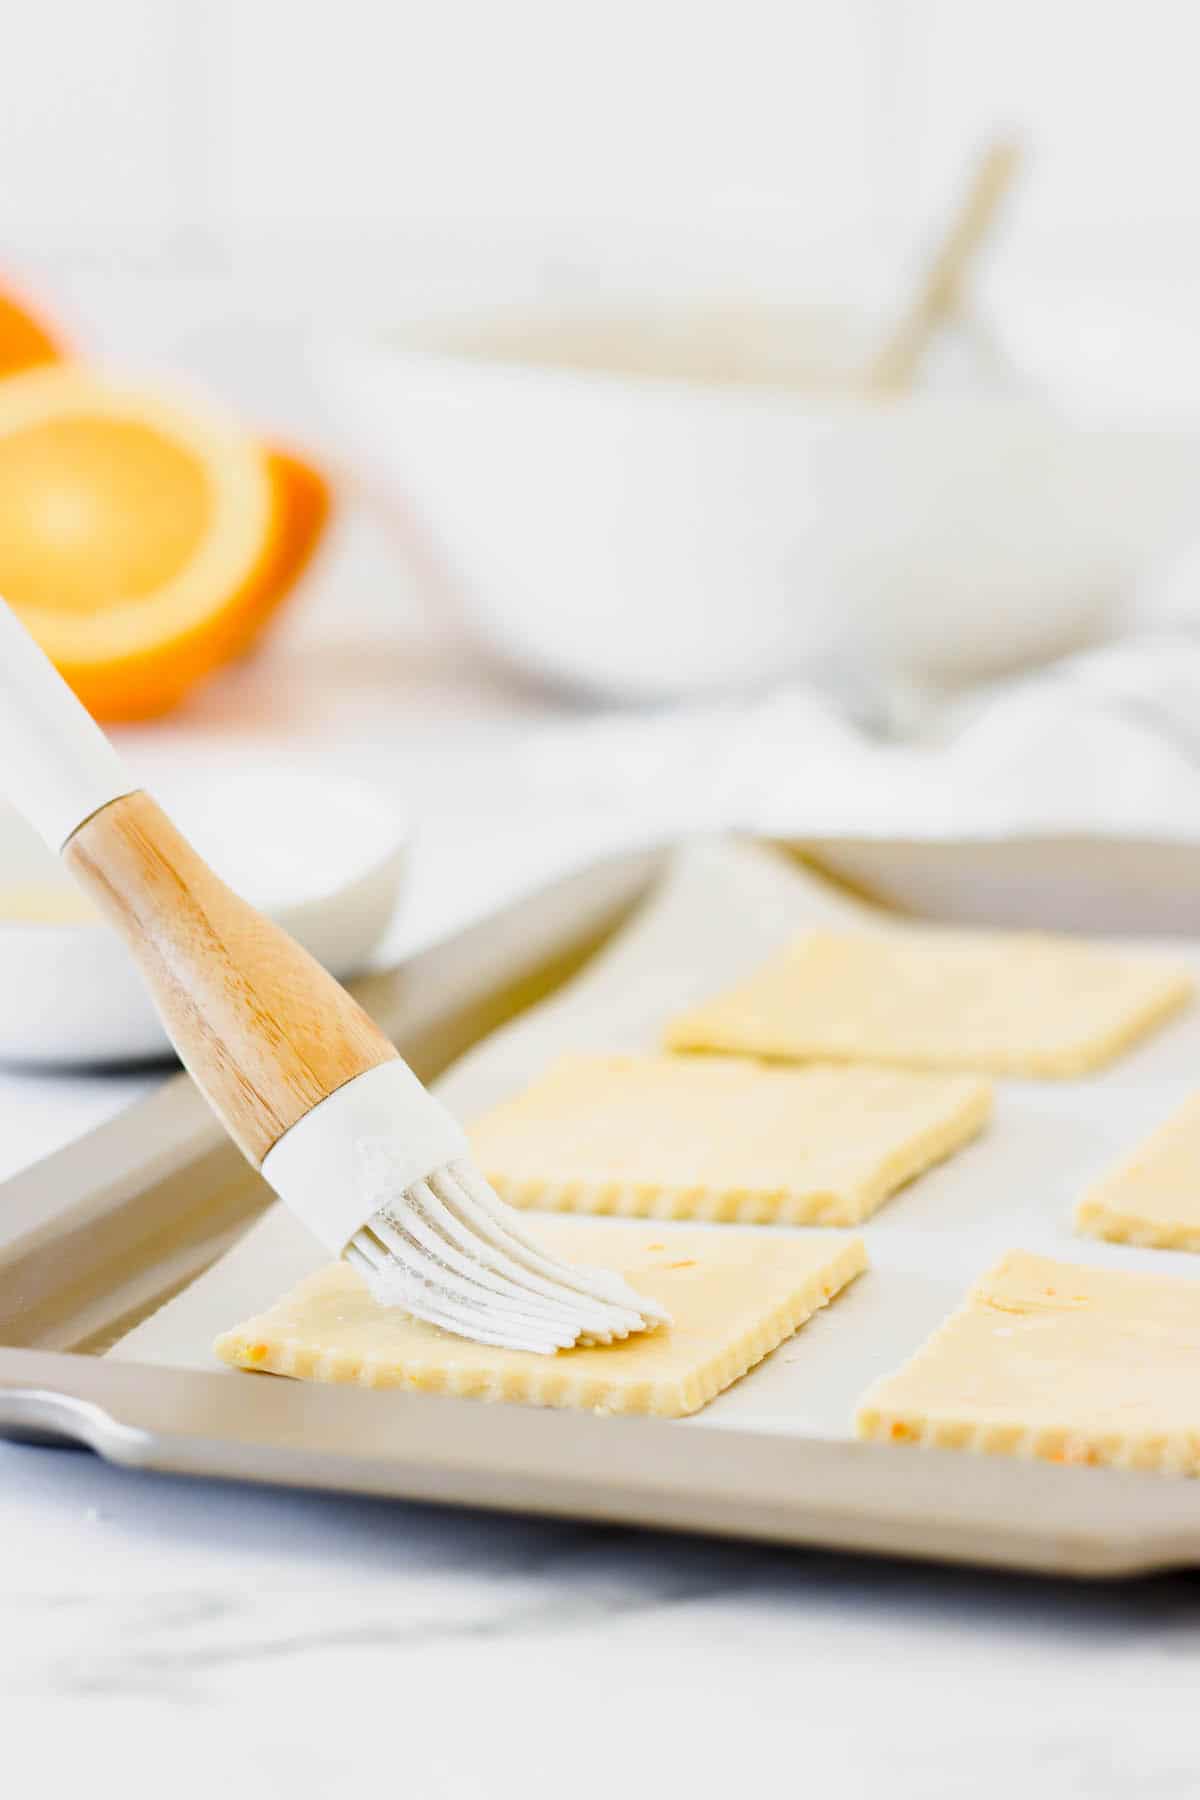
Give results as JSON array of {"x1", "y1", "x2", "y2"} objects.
[{"x1": 0, "y1": 597, "x2": 666, "y2": 1352}]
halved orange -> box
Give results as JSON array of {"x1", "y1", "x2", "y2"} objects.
[{"x1": 0, "y1": 364, "x2": 330, "y2": 719}]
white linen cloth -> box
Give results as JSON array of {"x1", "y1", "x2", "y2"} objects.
[{"x1": 485, "y1": 630, "x2": 1200, "y2": 856}]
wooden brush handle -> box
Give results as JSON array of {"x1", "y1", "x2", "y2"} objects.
[
  {"x1": 0, "y1": 603, "x2": 394, "y2": 1165},
  {"x1": 65, "y1": 791, "x2": 399, "y2": 1165}
]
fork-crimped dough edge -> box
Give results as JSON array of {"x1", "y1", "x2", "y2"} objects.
[
  {"x1": 856, "y1": 1405, "x2": 1200, "y2": 1476},
  {"x1": 483, "y1": 1079, "x2": 991, "y2": 1227},
  {"x1": 491, "y1": 1175, "x2": 864, "y2": 1226},
  {"x1": 854, "y1": 1259, "x2": 1200, "y2": 1476},
  {"x1": 214, "y1": 1237, "x2": 867, "y2": 1419},
  {"x1": 666, "y1": 968, "x2": 1193, "y2": 1077},
  {"x1": 1074, "y1": 1198, "x2": 1200, "y2": 1255}
]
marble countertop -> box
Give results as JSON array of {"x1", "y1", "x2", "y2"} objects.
[
  {"x1": 3, "y1": 529, "x2": 1199, "y2": 1796},
  {"x1": 3, "y1": 1437, "x2": 1198, "y2": 1797}
]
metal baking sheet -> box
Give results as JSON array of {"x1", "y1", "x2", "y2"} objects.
[{"x1": 2, "y1": 835, "x2": 1200, "y2": 1577}]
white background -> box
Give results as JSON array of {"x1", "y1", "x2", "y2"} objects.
[{"x1": 7, "y1": 0, "x2": 1200, "y2": 298}]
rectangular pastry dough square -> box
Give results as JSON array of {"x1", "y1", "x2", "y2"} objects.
[
  {"x1": 1076, "y1": 1092, "x2": 1200, "y2": 1252},
  {"x1": 857, "y1": 1250, "x2": 1200, "y2": 1474},
  {"x1": 665, "y1": 926, "x2": 1191, "y2": 1078},
  {"x1": 467, "y1": 1051, "x2": 991, "y2": 1225},
  {"x1": 215, "y1": 1219, "x2": 867, "y2": 1418}
]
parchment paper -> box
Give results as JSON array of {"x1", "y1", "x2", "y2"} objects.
[{"x1": 111, "y1": 839, "x2": 1200, "y2": 1439}]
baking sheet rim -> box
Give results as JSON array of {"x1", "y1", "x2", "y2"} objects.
[{"x1": 3, "y1": 832, "x2": 1200, "y2": 1576}]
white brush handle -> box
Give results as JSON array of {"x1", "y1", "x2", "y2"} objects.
[{"x1": 0, "y1": 596, "x2": 135, "y2": 851}]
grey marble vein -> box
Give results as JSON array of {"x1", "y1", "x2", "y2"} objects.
[{"x1": 4, "y1": 1443, "x2": 1200, "y2": 1799}]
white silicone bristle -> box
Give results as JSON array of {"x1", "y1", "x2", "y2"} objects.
[{"x1": 349, "y1": 1145, "x2": 669, "y2": 1354}]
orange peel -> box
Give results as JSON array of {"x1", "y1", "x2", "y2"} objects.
[
  {"x1": 0, "y1": 328, "x2": 330, "y2": 719},
  {"x1": 0, "y1": 285, "x2": 62, "y2": 376}
]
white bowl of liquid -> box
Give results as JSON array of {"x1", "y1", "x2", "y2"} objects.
[
  {"x1": 323, "y1": 297, "x2": 1200, "y2": 701},
  {"x1": 0, "y1": 767, "x2": 408, "y2": 1067}
]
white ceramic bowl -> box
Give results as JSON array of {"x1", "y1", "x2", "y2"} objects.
[
  {"x1": 0, "y1": 768, "x2": 408, "y2": 1067},
  {"x1": 322, "y1": 300, "x2": 1200, "y2": 701}
]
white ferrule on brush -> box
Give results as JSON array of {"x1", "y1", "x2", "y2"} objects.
[{"x1": 260, "y1": 1059, "x2": 471, "y2": 1255}]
